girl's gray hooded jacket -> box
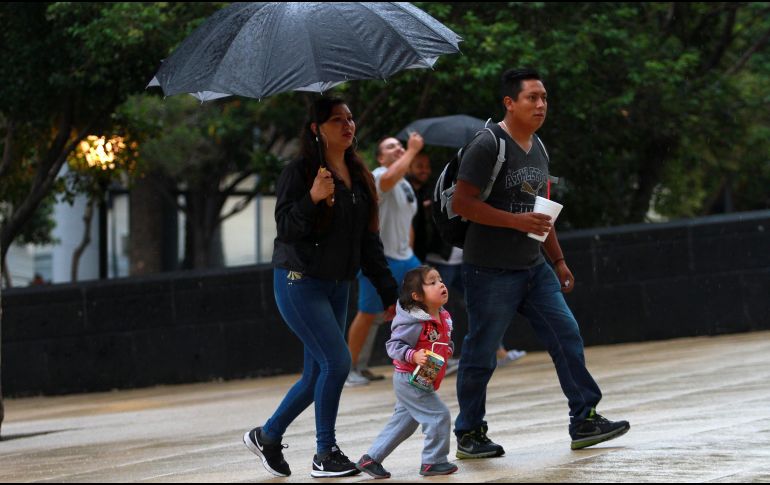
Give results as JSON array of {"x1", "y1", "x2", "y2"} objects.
[{"x1": 385, "y1": 301, "x2": 454, "y2": 389}]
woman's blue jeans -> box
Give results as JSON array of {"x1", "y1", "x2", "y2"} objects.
[
  {"x1": 262, "y1": 269, "x2": 352, "y2": 454},
  {"x1": 454, "y1": 262, "x2": 602, "y2": 436}
]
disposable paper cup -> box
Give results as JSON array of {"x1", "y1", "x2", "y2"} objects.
[{"x1": 528, "y1": 196, "x2": 563, "y2": 242}]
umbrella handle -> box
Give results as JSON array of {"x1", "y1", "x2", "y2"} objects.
[
  {"x1": 318, "y1": 167, "x2": 335, "y2": 207},
  {"x1": 311, "y1": 95, "x2": 334, "y2": 206}
]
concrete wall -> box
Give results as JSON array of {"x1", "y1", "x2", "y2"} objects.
[
  {"x1": 558, "y1": 210, "x2": 769, "y2": 343},
  {"x1": 3, "y1": 210, "x2": 769, "y2": 397}
]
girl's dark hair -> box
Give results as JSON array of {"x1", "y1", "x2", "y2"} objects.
[
  {"x1": 300, "y1": 97, "x2": 379, "y2": 233},
  {"x1": 399, "y1": 265, "x2": 436, "y2": 313}
]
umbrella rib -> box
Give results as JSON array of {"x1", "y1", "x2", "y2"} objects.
[
  {"x1": 392, "y1": 2, "x2": 462, "y2": 47},
  {"x1": 300, "y1": 5, "x2": 327, "y2": 91},
  {"x1": 358, "y1": 3, "x2": 429, "y2": 72},
  {"x1": 329, "y1": 3, "x2": 384, "y2": 80},
  {"x1": 174, "y1": 3, "x2": 250, "y2": 96},
  {"x1": 256, "y1": 2, "x2": 285, "y2": 98}
]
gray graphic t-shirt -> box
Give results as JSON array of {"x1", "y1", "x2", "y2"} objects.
[{"x1": 457, "y1": 129, "x2": 549, "y2": 269}]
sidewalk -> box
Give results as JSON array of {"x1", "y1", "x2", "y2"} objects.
[{"x1": 2, "y1": 331, "x2": 770, "y2": 482}]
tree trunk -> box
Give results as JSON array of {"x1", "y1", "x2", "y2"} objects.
[
  {"x1": 71, "y1": 197, "x2": 95, "y2": 282},
  {"x1": 1, "y1": 258, "x2": 10, "y2": 289},
  {"x1": 193, "y1": 222, "x2": 211, "y2": 269},
  {"x1": 627, "y1": 136, "x2": 676, "y2": 223},
  {"x1": 189, "y1": 216, "x2": 223, "y2": 269},
  {"x1": 129, "y1": 174, "x2": 166, "y2": 275},
  {"x1": 0, "y1": 257, "x2": 4, "y2": 439},
  {"x1": 0, "y1": 122, "x2": 14, "y2": 180},
  {"x1": 1, "y1": 108, "x2": 71, "y2": 264},
  {"x1": 0, "y1": 251, "x2": 9, "y2": 438},
  {"x1": 182, "y1": 188, "x2": 226, "y2": 270}
]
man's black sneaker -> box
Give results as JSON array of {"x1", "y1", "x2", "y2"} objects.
[
  {"x1": 243, "y1": 427, "x2": 291, "y2": 477},
  {"x1": 456, "y1": 424, "x2": 505, "y2": 459},
  {"x1": 356, "y1": 454, "x2": 391, "y2": 479},
  {"x1": 311, "y1": 446, "x2": 361, "y2": 478},
  {"x1": 420, "y1": 462, "x2": 459, "y2": 476},
  {"x1": 570, "y1": 409, "x2": 630, "y2": 450}
]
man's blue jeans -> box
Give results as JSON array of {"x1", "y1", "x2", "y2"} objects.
[
  {"x1": 263, "y1": 268, "x2": 352, "y2": 454},
  {"x1": 455, "y1": 262, "x2": 602, "y2": 436}
]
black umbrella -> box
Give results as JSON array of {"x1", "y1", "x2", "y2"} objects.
[
  {"x1": 396, "y1": 114, "x2": 487, "y2": 149},
  {"x1": 150, "y1": 2, "x2": 461, "y2": 100}
]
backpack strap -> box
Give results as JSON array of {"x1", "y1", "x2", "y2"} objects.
[
  {"x1": 534, "y1": 133, "x2": 549, "y2": 162},
  {"x1": 480, "y1": 127, "x2": 506, "y2": 201},
  {"x1": 479, "y1": 123, "x2": 509, "y2": 201}
]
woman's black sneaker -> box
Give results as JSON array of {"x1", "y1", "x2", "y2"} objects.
[
  {"x1": 243, "y1": 427, "x2": 291, "y2": 477},
  {"x1": 570, "y1": 409, "x2": 630, "y2": 450},
  {"x1": 311, "y1": 446, "x2": 361, "y2": 478},
  {"x1": 456, "y1": 424, "x2": 505, "y2": 459},
  {"x1": 356, "y1": 454, "x2": 391, "y2": 479}
]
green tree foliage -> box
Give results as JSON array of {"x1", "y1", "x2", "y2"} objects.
[
  {"x1": 0, "y1": 1, "x2": 223, "y2": 437},
  {"x1": 118, "y1": 94, "x2": 289, "y2": 269},
  {"x1": 343, "y1": 2, "x2": 770, "y2": 228},
  {"x1": 3, "y1": 2, "x2": 768, "y2": 261},
  {"x1": 0, "y1": 2, "x2": 222, "y2": 263}
]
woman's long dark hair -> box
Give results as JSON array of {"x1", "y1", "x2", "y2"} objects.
[{"x1": 300, "y1": 97, "x2": 379, "y2": 233}]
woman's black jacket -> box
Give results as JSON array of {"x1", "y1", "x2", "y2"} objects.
[{"x1": 271, "y1": 158, "x2": 398, "y2": 308}]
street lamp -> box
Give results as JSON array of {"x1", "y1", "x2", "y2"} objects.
[
  {"x1": 71, "y1": 135, "x2": 132, "y2": 280},
  {"x1": 78, "y1": 135, "x2": 124, "y2": 171}
]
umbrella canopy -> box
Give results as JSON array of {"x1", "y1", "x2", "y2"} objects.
[
  {"x1": 150, "y1": 2, "x2": 461, "y2": 100},
  {"x1": 396, "y1": 114, "x2": 487, "y2": 148}
]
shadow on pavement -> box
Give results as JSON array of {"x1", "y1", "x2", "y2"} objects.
[{"x1": 1, "y1": 429, "x2": 77, "y2": 442}]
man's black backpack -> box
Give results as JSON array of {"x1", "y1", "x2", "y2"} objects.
[{"x1": 431, "y1": 121, "x2": 550, "y2": 249}]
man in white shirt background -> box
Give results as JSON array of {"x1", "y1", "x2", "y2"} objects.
[{"x1": 346, "y1": 132, "x2": 424, "y2": 386}]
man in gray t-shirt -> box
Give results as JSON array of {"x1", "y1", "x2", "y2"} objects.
[
  {"x1": 451, "y1": 68, "x2": 630, "y2": 457},
  {"x1": 458, "y1": 124, "x2": 549, "y2": 270}
]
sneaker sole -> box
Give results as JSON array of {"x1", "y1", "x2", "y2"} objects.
[
  {"x1": 242, "y1": 431, "x2": 290, "y2": 477},
  {"x1": 455, "y1": 448, "x2": 504, "y2": 459},
  {"x1": 355, "y1": 463, "x2": 391, "y2": 479},
  {"x1": 310, "y1": 468, "x2": 361, "y2": 478},
  {"x1": 571, "y1": 424, "x2": 630, "y2": 450},
  {"x1": 343, "y1": 380, "x2": 369, "y2": 388}
]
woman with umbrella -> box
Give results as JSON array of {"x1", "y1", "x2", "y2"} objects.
[{"x1": 243, "y1": 97, "x2": 398, "y2": 478}]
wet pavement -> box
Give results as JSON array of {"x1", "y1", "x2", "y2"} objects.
[{"x1": 2, "y1": 331, "x2": 769, "y2": 482}]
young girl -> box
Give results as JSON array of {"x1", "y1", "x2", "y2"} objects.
[{"x1": 356, "y1": 266, "x2": 458, "y2": 478}]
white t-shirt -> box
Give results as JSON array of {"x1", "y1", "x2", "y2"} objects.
[{"x1": 373, "y1": 166, "x2": 417, "y2": 260}]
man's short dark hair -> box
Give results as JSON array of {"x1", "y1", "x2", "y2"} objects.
[
  {"x1": 501, "y1": 68, "x2": 542, "y2": 103},
  {"x1": 374, "y1": 136, "x2": 390, "y2": 160}
]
